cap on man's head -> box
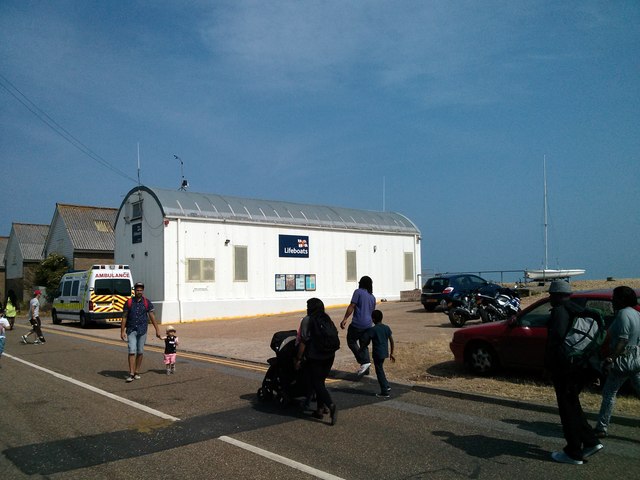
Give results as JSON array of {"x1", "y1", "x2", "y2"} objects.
[
  {"x1": 134, "y1": 282, "x2": 144, "y2": 289},
  {"x1": 548, "y1": 280, "x2": 571, "y2": 295},
  {"x1": 34, "y1": 289, "x2": 42, "y2": 296}
]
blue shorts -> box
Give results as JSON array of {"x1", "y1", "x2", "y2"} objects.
[{"x1": 127, "y1": 330, "x2": 147, "y2": 355}]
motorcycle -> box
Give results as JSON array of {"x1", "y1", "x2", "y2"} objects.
[
  {"x1": 447, "y1": 284, "x2": 519, "y2": 328},
  {"x1": 476, "y1": 287, "x2": 521, "y2": 323},
  {"x1": 447, "y1": 291, "x2": 480, "y2": 327}
]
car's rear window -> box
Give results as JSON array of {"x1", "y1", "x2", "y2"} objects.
[{"x1": 428, "y1": 278, "x2": 449, "y2": 288}]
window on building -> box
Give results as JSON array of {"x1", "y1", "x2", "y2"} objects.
[
  {"x1": 404, "y1": 252, "x2": 414, "y2": 282},
  {"x1": 187, "y1": 258, "x2": 215, "y2": 282},
  {"x1": 131, "y1": 201, "x2": 143, "y2": 220},
  {"x1": 346, "y1": 250, "x2": 357, "y2": 282},
  {"x1": 94, "y1": 220, "x2": 113, "y2": 233},
  {"x1": 234, "y1": 246, "x2": 248, "y2": 282}
]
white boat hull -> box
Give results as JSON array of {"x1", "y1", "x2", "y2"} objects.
[{"x1": 525, "y1": 269, "x2": 586, "y2": 281}]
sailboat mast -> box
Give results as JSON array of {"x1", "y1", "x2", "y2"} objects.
[{"x1": 543, "y1": 155, "x2": 548, "y2": 270}]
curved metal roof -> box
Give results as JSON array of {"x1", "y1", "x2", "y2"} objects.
[{"x1": 119, "y1": 186, "x2": 420, "y2": 235}]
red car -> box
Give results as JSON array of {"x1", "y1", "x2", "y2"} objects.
[{"x1": 450, "y1": 289, "x2": 640, "y2": 375}]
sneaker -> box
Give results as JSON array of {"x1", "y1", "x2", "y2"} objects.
[
  {"x1": 33, "y1": 339, "x2": 42, "y2": 345},
  {"x1": 376, "y1": 392, "x2": 391, "y2": 398},
  {"x1": 582, "y1": 443, "x2": 604, "y2": 458},
  {"x1": 133, "y1": 373, "x2": 141, "y2": 380},
  {"x1": 21, "y1": 335, "x2": 28, "y2": 344},
  {"x1": 551, "y1": 451, "x2": 583, "y2": 465},
  {"x1": 356, "y1": 363, "x2": 371, "y2": 377},
  {"x1": 166, "y1": 369, "x2": 171, "y2": 375},
  {"x1": 126, "y1": 375, "x2": 135, "y2": 383}
]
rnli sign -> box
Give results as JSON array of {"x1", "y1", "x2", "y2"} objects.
[{"x1": 279, "y1": 235, "x2": 309, "y2": 258}]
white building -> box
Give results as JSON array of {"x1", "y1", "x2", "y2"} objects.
[{"x1": 115, "y1": 186, "x2": 421, "y2": 323}]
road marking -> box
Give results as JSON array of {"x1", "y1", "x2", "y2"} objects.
[
  {"x1": 31, "y1": 327, "x2": 340, "y2": 383},
  {"x1": 38, "y1": 327, "x2": 271, "y2": 373},
  {"x1": 4, "y1": 353, "x2": 181, "y2": 422},
  {"x1": 219, "y1": 436, "x2": 345, "y2": 480}
]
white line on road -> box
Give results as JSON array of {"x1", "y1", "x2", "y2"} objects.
[
  {"x1": 5, "y1": 353, "x2": 181, "y2": 422},
  {"x1": 219, "y1": 435, "x2": 345, "y2": 480}
]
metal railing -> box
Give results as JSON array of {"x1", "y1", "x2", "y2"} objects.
[{"x1": 422, "y1": 269, "x2": 527, "y2": 285}]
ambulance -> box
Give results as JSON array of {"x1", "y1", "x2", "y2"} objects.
[{"x1": 51, "y1": 264, "x2": 134, "y2": 328}]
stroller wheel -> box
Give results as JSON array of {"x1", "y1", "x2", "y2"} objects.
[
  {"x1": 275, "y1": 392, "x2": 290, "y2": 408},
  {"x1": 257, "y1": 387, "x2": 268, "y2": 402},
  {"x1": 257, "y1": 387, "x2": 271, "y2": 402}
]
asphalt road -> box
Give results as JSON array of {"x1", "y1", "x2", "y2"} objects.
[{"x1": 1, "y1": 328, "x2": 639, "y2": 479}]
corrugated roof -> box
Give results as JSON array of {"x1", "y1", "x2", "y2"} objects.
[
  {"x1": 56, "y1": 204, "x2": 117, "y2": 251},
  {"x1": 120, "y1": 186, "x2": 420, "y2": 234},
  {"x1": 13, "y1": 224, "x2": 49, "y2": 261}
]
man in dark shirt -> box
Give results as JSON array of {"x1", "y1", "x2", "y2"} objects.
[
  {"x1": 121, "y1": 282, "x2": 161, "y2": 382},
  {"x1": 545, "y1": 280, "x2": 603, "y2": 464}
]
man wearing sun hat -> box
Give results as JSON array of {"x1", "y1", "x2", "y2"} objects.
[
  {"x1": 545, "y1": 280, "x2": 603, "y2": 465},
  {"x1": 21, "y1": 290, "x2": 45, "y2": 345}
]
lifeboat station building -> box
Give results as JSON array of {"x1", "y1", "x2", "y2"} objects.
[{"x1": 115, "y1": 186, "x2": 421, "y2": 323}]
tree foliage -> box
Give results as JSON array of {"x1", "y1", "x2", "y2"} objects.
[{"x1": 34, "y1": 254, "x2": 69, "y2": 302}]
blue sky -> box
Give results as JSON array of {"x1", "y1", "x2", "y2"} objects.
[{"x1": 1, "y1": 1, "x2": 638, "y2": 282}]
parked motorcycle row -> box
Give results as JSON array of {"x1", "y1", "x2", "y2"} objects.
[{"x1": 446, "y1": 283, "x2": 521, "y2": 328}]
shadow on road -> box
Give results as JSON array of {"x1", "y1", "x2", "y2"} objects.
[{"x1": 432, "y1": 430, "x2": 549, "y2": 461}]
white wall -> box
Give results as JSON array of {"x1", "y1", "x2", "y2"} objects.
[
  {"x1": 5, "y1": 229, "x2": 24, "y2": 280},
  {"x1": 44, "y1": 212, "x2": 74, "y2": 262},
  {"x1": 115, "y1": 189, "x2": 421, "y2": 323}
]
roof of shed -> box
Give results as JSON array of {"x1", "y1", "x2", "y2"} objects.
[
  {"x1": 12, "y1": 223, "x2": 49, "y2": 261},
  {"x1": 54, "y1": 204, "x2": 117, "y2": 251},
  {"x1": 121, "y1": 186, "x2": 420, "y2": 234}
]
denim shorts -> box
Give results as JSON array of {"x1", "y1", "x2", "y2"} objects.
[{"x1": 127, "y1": 330, "x2": 147, "y2": 355}]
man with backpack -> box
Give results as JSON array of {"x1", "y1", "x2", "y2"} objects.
[
  {"x1": 545, "y1": 280, "x2": 603, "y2": 465},
  {"x1": 121, "y1": 282, "x2": 162, "y2": 383}
]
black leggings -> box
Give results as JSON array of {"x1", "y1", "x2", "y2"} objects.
[
  {"x1": 30, "y1": 317, "x2": 45, "y2": 340},
  {"x1": 307, "y1": 356, "x2": 335, "y2": 409}
]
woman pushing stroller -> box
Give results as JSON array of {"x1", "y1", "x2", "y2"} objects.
[{"x1": 295, "y1": 298, "x2": 339, "y2": 425}]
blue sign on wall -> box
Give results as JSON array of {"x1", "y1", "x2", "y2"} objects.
[
  {"x1": 132, "y1": 223, "x2": 142, "y2": 244},
  {"x1": 279, "y1": 235, "x2": 309, "y2": 258}
]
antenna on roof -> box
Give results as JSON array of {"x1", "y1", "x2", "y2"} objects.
[
  {"x1": 382, "y1": 176, "x2": 386, "y2": 212},
  {"x1": 174, "y1": 154, "x2": 188, "y2": 190},
  {"x1": 137, "y1": 142, "x2": 141, "y2": 186}
]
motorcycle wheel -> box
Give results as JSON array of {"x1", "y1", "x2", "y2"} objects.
[
  {"x1": 448, "y1": 308, "x2": 468, "y2": 328},
  {"x1": 479, "y1": 308, "x2": 498, "y2": 323}
]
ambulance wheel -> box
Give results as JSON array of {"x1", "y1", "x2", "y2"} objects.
[
  {"x1": 52, "y1": 309, "x2": 61, "y2": 325},
  {"x1": 79, "y1": 312, "x2": 90, "y2": 329}
]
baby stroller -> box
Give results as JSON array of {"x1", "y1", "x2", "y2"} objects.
[{"x1": 257, "y1": 329, "x2": 309, "y2": 406}]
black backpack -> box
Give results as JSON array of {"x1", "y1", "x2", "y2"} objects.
[
  {"x1": 310, "y1": 314, "x2": 340, "y2": 354},
  {"x1": 563, "y1": 307, "x2": 606, "y2": 365}
]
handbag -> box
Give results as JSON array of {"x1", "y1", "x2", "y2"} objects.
[{"x1": 612, "y1": 345, "x2": 640, "y2": 375}]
